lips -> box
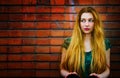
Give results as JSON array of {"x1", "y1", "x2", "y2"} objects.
[{"x1": 84, "y1": 28, "x2": 90, "y2": 31}]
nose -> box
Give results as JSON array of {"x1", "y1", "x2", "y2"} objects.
[{"x1": 85, "y1": 21, "x2": 89, "y2": 26}]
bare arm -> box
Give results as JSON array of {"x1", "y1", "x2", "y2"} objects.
[
  {"x1": 60, "y1": 48, "x2": 70, "y2": 77},
  {"x1": 99, "y1": 48, "x2": 110, "y2": 78},
  {"x1": 60, "y1": 48, "x2": 77, "y2": 77},
  {"x1": 90, "y1": 49, "x2": 110, "y2": 78}
]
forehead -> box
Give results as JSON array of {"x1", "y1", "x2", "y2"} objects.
[{"x1": 81, "y1": 13, "x2": 93, "y2": 19}]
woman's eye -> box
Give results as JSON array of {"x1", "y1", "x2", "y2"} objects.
[
  {"x1": 89, "y1": 19, "x2": 94, "y2": 22},
  {"x1": 81, "y1": 19, "x2": 86, "y2": 22}
]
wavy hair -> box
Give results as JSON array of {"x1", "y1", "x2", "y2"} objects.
[{"x1": 60, "y1": 7, "x2": 107, "y2": 77}]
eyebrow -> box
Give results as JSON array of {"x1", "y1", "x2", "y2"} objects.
[{"x1": 81, "y1": 18, "x2": 93, "y2": 19}]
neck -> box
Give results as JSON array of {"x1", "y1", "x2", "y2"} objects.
[{"x1": 84, "y1": 34, "x2": 91, "y2": 40}]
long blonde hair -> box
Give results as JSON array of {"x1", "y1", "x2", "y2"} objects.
[{"x1": 60, "y1": 7, "x2": 107, "y2": 77}]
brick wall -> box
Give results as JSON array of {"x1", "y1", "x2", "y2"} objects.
[{"x1": 0, "y1": 0, "x2": 120, "y2": 78}]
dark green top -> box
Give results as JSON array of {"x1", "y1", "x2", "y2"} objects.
[{"x1": 62, "y1": 38, "x2": 111, "y2": 78}]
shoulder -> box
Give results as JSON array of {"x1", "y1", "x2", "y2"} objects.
[
  {"x1": 104, "y1": 38, "x2": 112, "y2": 50},
  {"x1": 62, "y1": 37, "x2": 71, "y2": 49}
]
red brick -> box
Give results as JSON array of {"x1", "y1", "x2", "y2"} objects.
[
  {"x1": 111, "y1": 55, "x2": 120, "y2": 61},
  {"x1": 36, "y1": 62, "x2": 49, "y2": 69},
  {"x1": 64, "y1": 22, "x2": 74, "y2": 29},
  {"x1": 107, "y1": 6, "x2": 120, "y2": 13},
  {"x1": 7, "y1": 70, "x2": 22, "y2": 77},
  {"x1": 0, "y1": 14, "x2": 9, "y2": 21},
  {"x1": 36, "y1": 38, "x2": 50, "y2": 45},
  {"x1": 0, "y1": 55, "x2": 7, "y2": 61},
  {"x1": 36, "y1": 70, "x2": 60, "y2": 77},
  {"x1": 110, "y1": 71, "x2": 120, "y2": 77},
  {"x1": 0, "y1": 0, "x2": 22, "y2": 5},
  {"x1": 8, "y1": 38, "x2": 22, "y2": 45},
  {"x1": 105, "y1": 31, "x2": 120, "y2": 38},
  {"x1": 50, "y1": 38, "x2": 64, "y2": 45},
  {"x1": 9, "y1": 22, "x2": 23, "y2": 29},
  {"x1": 51, "y1": 0, "x2": 65, "y2": 5},
  {"x1": 65, "y1": 14, "x2": 77, "y2": 21},
  {"x1": 50, "y1": 62, "x2": 60, "y2": 69},
  {"x1": 23, "y1": 14, "x2": 36, "y2": 21},
  {"x1": 51, "y1": 6, "x2": 65, "y2": 13},
  {"x1": 9, "y1": 46, "x2": 21, "y2": 53},
  {"x1": 22, "y1": 54, "x2": 35, "y2": 61},
  {"x1": 21, "y1": 70, "x2": 35, "y2": 77},
  {"x1": 36, "y1": 71, "x2": 50, "y2": 77},
  {"x1": 8, "y1": 55, "x2": 21, "y2": 61},
  {"x1": 50, "y1": 46, "x2": 61, "y2": 53},
  {"x1": 65, "y1": 7, "x2": 77, "y2": 13},
  {"x1": 94, "y1": 7, "x2": 107, "y2": 13},
  {"x1": 36, "y1": 30, "x2": 50, "y2": 37},
  {"x1": 22, "y1": 0, "x2": 36, "y2": 5},
  {"x1": 9, "y1": 14, "x2": 23, "y2": 21},
  {"x1": 110, "y1": 39, "x2": 120, "y2": 46},
  {"x1": 22, "y1": 30, "x2": 35, "y2": 37},
  {"x1": 51, "y1": 30, "x2": 64, "y2": 37},
  {"x1": 22, "y1": 46, "x2": 35, "y2": 53},
  {"x1": 0, "y1": 71, "x2": 7, "y2": 77},
  {"x1": 22, "y1": 38, "x2": 36, "y2": 45},
  {"x1": 8, "y1": 6, "x2": 22, "y2": 13},
  {"x1": 104, "y1": 22, "x2": 120, "y2": 29},
  {"x1": 64, "y1": 30, "x2": 72, "y2": 37},
  {"x1": 0, "y1": 30, "x2": 9, "y2": 37},
  {"x1": 51, "y1": 22, "x2": 64, "y2": 29},
  {"x1": 107, "y1": 14, "x2": 120, "y2": 21},
  {"x1": 75, "y1": 6, "x2": 107, "y2": 13},
  {"x1": 78, "y1": 0, "x2": 93, "y2": 5},
  {"x1": 8, "y1": 30, "x2": 22, "y2": 37},
  {"x1": 0, "y1": 63, "x2": 7, "y2": 69},
  {"x1": 8, "y1": 62, "x2": 21, "y2": 69},
  {"x1": 49, "y1": 70, "x2": 60, "y2": 77},
  {"x1": 0, "y1": 46, "x2": 7, "y2": 53},
  {"x1": 0, "y1": 38, "x2": 8, "y2": 45},
  {"x1": 23, "y1": 22, "x2": 35, "y2": 29},
  {"x1": 111, "y1": 46, "x2": 120, "y2": 54},
  {"x1": 93, "y1": 0, "x2": 107, "y2": 4},
  {"x1": 22, "y1": 62, "x2": 35, "y2": 69},
  {"x1": 36, "y1": 54, "x2": 60, "y2": 61},
  {"x1": 100, "y1": 14, "x2": 107, "y2": 21},
  {"x1": 36, "y1": 14, "x2": 51, "y2": 21},
  {"x1": 0, "y1": 6, "x2": 8, "y2": 13},
  {"x1": 0, "y1": 22, "x2": 8, "y2": 29},
  {"x1": 108, "y1": 0, "x2": 120, "y2": 4},
  {"x1": 36, "y1": 46, "x2": 50, "y2": 53},
  {"x1": 22, "y1": 6, "x2": 36, "y2": 13},
  {"x1": 36, "y1": 22, "x2": 51, "y2": 29},
  {"x1": 51, "y1": 14, "x2": 64, "y2": 21},
  {"x1": 37, "y1": 0, "x2": 50, "y2": 5},
  {"x1": 36, "y1": 6, "x2": 51, "y2": 13}
]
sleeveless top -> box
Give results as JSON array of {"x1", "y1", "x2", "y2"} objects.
[{"x1": 62, "y1": 38, "x2": 112, "y2": 78}]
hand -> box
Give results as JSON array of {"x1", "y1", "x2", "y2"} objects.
[
  {"x1": 65, "y1": 72, "x2": 78, "y2": 78},
  {"x1": 89, "y1": 73, "x2": 100, "y2": 78}
]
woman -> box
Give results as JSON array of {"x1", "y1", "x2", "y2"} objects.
[{"x1": 60, "y1": 7, "x2": 111, "y2": 78}]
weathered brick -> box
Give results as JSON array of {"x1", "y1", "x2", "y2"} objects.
[
  {"x1": 50, "y1": 38, "x2": 64, "y2": 45},
  {"x1": 51, "y1": 0, "x2": 65, "y2": 5},
  {"x1": 51, "y1": 6, "x2": 65, "y2": 13},
  {"x1": 36, "y1": 30, "x2": 50, "y2": 37},
  {"x1": 22, "y1": 54, "x2": 35, "y2": 61},
  {"x1": 36, "y1": 62, "x2": 49, "y2": 69},
  {"x1": 22, "y1": 46, "x2": 35, "y2": 53},
  {"x1": 51, "y1": 30, "x2": 64, "y2": 37},
  {"x1": 36, "y1": 46, "x2": 50, "y2": 53}
]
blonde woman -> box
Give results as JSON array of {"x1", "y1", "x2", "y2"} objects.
[{"x1": 60, "y1": 7, "x2": 111, "y2": 78}]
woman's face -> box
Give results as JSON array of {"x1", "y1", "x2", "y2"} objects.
[{"x1": 80, "y1": 13, "x2": 94, "y2": 34}]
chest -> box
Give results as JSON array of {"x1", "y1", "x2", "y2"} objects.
[{"x1": 84, "y1": 41, "x2": 91, "y2": 52}]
